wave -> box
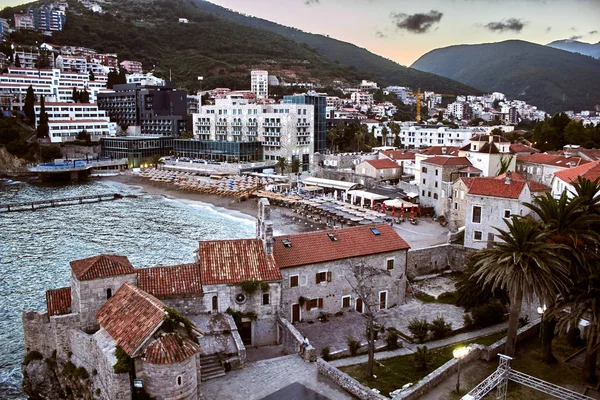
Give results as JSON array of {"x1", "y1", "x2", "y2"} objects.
[
  {"x1": 163, "y1": 196, "x2": 256, "y2": 228},
  {"x1": 0, "y1": 366, "x2": 25, "y2": 400}
]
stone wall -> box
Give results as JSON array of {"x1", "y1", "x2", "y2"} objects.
[
  {"x1": 394, "y1": 345, "x2": 484, "y2": 400},
  {"x1": 22, "y1": 312, "x2": 55, "y2": 358},
  {"x1": 316, "y1": 358, "x2": 388, "y2": 400},
  {"x1": 51, "y1": 313, "x2": 82, "y2": 358},
  {"x1": 163, "y1": 295, "x2": 206, "y2": 316},
  {"x1": 136, "y1": 355, "x2": 199, "y2": 400},
  {"x1": 406, "y1": 244, "x2": 474, "y2": 279},
  {"x1": 277, "y1": 315, "x2": 315, "y2": 361}
]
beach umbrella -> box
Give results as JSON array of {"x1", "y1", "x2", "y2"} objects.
[
  {"x1": 410, "y1": 206, "x2": 415, "y2": 219},
  {"x1": 392, "y1": 206, "x2": 396, "y2": 217},
  {"x1": 417, "y1": 207, "x2": 421, "y2": 217},
  {"x1": 359, "y1": 219, "x2": 372, "y2": 225},
  {"x1": 382, "y1": 202, "x2": 386, "y2": 214},
  {"x1": 400, "y1": 202, "x2": 405, "y2": 217},
  {"x1": 372, "y1": 218, "x2": 385, "y2": 224}
]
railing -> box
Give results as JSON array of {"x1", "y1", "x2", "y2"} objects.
[
  {"x1": 297, "y1": 122, "x2": 311, "y2": 127},
  {"x1": 263, "y1": 122, "x2": 281, "y2": 127}
]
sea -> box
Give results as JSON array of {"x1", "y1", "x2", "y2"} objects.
[{"x1": 0, "y1": 178, "x2": 256, "y2": 399}]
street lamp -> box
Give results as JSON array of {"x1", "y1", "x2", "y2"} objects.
[
  {"x1": 453, "y1": 346, "x2": 471, "y2": 394},
  {"x1": 537, "y1": 304, "x2": 547, "y2": 342}
]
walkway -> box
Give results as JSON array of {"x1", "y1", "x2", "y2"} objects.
[
  {"x1": 329, "y1": 322, "x2": 508, "y2": 368},
  {"x1": 199, "y1": 355, "x2": 353, "y2": 400}
]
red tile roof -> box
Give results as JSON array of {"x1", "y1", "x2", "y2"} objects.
[
  {"x1": 467, "y1": 178, "x2": 527, "y2": 199},
  {"x1": 381, "y1": 150, "x2": 415, "y2": 161},
  {"x1": 96, "y1": 283, "x2": 166, "y2": 356},
  {"x1": 143, "y1": 333, "x2": 200, "y2": 365},
  {"x1": 510, "y1": 144, "x2": 539, "y2": 154},
  {"x1": 199, "y1": 239, "x2": 281, "y2": 285},
  {"x1": 137, "y1": 264, "x2": 202, "y2": 299},
  {"x1": 423, "y1": 156, "x2": 472, "y2": 166},
  {"x1": 70, "y1": 255, "x2": 135, "y2": 281},
  {"x1": 554, "y1": 160, "x2": 600, "y2": 184},
  {"x1": 46, "y1": 287, "x2": 72, "y2": 317},
  {"x1": 459, "y1": 166, "x2": 482, "y2": 174},
  {"x1": 365, "y1": 159, "x2": 400, "y2": 169},
  {"x1": 273, "y1": 224, "x2": 410, "y2": 269},
  {"x1": 420, "y1": 146, "x2": 460, "y2": 156},
  {"x1": 517, "y1": 153, "x2": 589, "y2": 168},
  {"x1": 495, "y1": 172, "x2": 525, "y2": 181},
  {"x1": 470, "y1": 134, "x2": 510, "y2": 143}
]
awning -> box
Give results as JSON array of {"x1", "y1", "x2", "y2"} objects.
[
  {"x1": 405, "y1": 192, "x2": 419, "y2": 198},
  {"x1": 347, "y1": 190, "x2": 389, "y2": 201},
  {"x1": 301, "y1": 185, "x2": 323, "y2": 192},
  {"x1": 301, "y1": 177, "x2": 359, "y2": 191}
]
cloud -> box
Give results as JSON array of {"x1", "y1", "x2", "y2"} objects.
[
  {"x1": 375, "y1": 31, "x2": 386, "y2": 38},
  {"x1": 590, "y1": 30, "x2": 598, "y2": 35},
  {"x1": 484, "y1": 18, "x2": 526, "y2": 33},
  {"x1": 303, "y1": 0, "x2": 319, "y2": 5},
  {"x1": 570, "y1": 26, "x2": 577, "y2": 32},
  {"x1": 390, "y1": 10, "x2": 443, "y2": 34},
  {"x1": 570, "y1": 35, "x2": 583, "y2": 40},
  {"x1": 545, "y1": 26, "x2": 552, "y2": 33}
]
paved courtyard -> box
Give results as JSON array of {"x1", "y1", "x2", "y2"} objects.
[
  {"x1": 199, "y1": 355, "x2": 353, "y2": 400},
  {"x1": 392, "y1": 218, "x2": 449, "y2": 249}
]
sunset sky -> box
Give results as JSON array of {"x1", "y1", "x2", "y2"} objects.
[{"x1": 1, "y1": 0, "x2": 598, "y2": 65}]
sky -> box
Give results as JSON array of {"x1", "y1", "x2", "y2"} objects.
[
  {"x1": 206, "y1": 0, "x2": 600, "y2": 65},
  {"x1": 1, "y1": 0, "x2": 598, "y2": 65}
]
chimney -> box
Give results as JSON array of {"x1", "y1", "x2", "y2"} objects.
[
  {"x1": 441, "y1": 147, "x2": 447, "y2": 155},
  {"x1": 504, "y1": 171, "x2": 512, "y2": 185}
]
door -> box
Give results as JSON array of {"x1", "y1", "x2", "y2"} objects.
[
  {"x1": 292, "y1": 303, "x2": 300, "y2": 323},
  {"x1": 239, "y1": 321, "x2": 252, "y2": 346},
  {"x1": 379, "y1": 291, "x2": 387, "y2": 310},
  {"x1": 356, "y1": 298, "x2": 363, "y2": 313}
]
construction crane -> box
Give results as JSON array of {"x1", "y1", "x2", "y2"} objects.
[{"x1": 416, "y1": 88, "x2": 422, "y2": 124}]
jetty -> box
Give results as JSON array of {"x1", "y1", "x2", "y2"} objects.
[{"x1": 0, "y1": 193, "x2": 130, "y2": 213}]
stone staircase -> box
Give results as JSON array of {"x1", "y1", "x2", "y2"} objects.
[{"x1": 200, "y1": 354, "x2": 226, "y2": 381}]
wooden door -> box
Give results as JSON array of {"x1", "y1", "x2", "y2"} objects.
[
  {"x1": 240, "y1": 321, "x2": 252, "y2": 345},
  {"x1": 379, "y1": 292, "x2": 387, "y2": 310},
  {"x1": 356, "y1": 298, "x2": 363, "y2": 313},
  {"x1": 292, "y1": 303, "x2": 300, "y2": 323}
]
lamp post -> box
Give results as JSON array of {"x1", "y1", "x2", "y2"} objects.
[
  {"x1": 537, "y1": 304, "x2": 547, "y2": 342},
  {"x1": 453, "y1": 346, "x2": 471, "y2": 394}
]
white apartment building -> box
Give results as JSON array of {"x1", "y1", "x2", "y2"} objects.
[
  {"x1": 447, "y1": 101, "x2": 467, "y2": 120},
  {"x1": 350, "y1": 92, "x2": 374, "y2": 106},
  {"x1": 360, "y1": 80, "x2": 378, "y2": 90},
  {"x1": 126, "y1": 73, "x2": 165, "y2": 86},
  {"x1": 251, "y1": 70, "x2": 269, "y2": 100},
  {"x1": 400, "y1": 125, "x2": 474, "y2": 149},
  {"x1": 192, "y1": 98, "x2": 314, "y2": 169},
  {"x1": 35, "y1": 102, "x2": 114, "y2": 142},
  {"x1": 56, "y1": 55, "x2": 87, "y2": 73}
]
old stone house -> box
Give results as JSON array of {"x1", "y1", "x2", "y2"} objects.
[
  {"x1": 517, "y1": 153, "x2": 589, "y2": 187},
  {"x1": 413, "y1": 146, "x2": 461, "y2": 183},
  {"x1": 354, "y1": 159, "x2": 402, "y2": 184},
  {"x1": 458, "y1": 135, "x2": 516, "y2": 177},
  {"x1": 551, "y1": 160, "x2": 600, "y2": 199},
  {"x1": 378, "y1": 149, "x2": 416, "y2": 177}
]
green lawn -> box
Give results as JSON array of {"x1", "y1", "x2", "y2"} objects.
[{"x1": 339, "y1": 330, "x2": 508, "y2": 397}]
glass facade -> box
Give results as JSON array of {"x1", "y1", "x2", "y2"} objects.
[
  {"x1": 174, "y1": 140, "x2": 263, "y2": 163},
  {"x1": 100, "y1": 137, "x2": 174, "y2": 168},
  {"x1": 284, "y1": 94, "x2": 326, "y2": 154}
]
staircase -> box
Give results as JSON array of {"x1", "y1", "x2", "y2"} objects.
[{"x1": 200, "y1": 354, "x2": 226, "y2": 381}]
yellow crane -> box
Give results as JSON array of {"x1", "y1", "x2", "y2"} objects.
[{"x1": 416, "y1": 88, "x2": 422, "y2": 123}]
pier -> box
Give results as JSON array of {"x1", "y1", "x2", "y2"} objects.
[
  {"x1": 0, "y1": 193, "x2": 130, "y2": 213},
  {"x1": 28, "y1": 159, "x2": 128, "y2": 182}
]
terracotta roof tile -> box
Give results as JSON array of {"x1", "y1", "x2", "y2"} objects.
[
  {"x1": 381, "y1": 150, "x2": 415, "y2": 161},
  {"x1": 137, "y1": 264, "x2": 202, "y2": 299},
  {"x1": 554, "y1": 160, "x2": 600, "y2": 184},
  {"x1": 96, "y1": 283, "x2": 166, "y2": 356},
  {"x1": 467, "y1": 178, "x2": 527, "y2": 199},
  {"x1": 199, "y1": 239, "x2": 281, "y2": 285},
  {"x1": 143, "y1": 333, "x2": 200, "y2": 365},
  {"x1": 70, "y1": 254, "x2": 135, "y2": 281},
  {"x1": 510, "y1": 144, "x2": 539, "y2": 154},
  {"x1": 423, "y1": 156, "x2": 472, "y2": 166},
  {"x1": 470, "y1": 134, "x2": 510, "y2": 143},
  {"x1": 517, "y1": 153, "x2": 589, "y2": 167},
  {"x1": 459, "y1": 166, "x2": 482, "y2": 174},
  {"x1": 273, "y1": 224, "x2": 410, "y2": 269},
  {"x1": 46, "y1": 287, "x2": 72, "y2": 317},
  {"x1": 365, "y1": 159, "x2": 400, "y2": 169},
  {"x1": 420, "y1": 146, "x2": 460, "y2": 156}
]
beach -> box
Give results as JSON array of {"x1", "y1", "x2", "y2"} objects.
[{"x1": 108, "y1": 174, "x2": 326, "y2": 235}]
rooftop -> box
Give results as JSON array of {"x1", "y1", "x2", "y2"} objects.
[
  {"x1": 364, "y1": 159, "x2": 400, "y2": 169},
  {"x1": 554, "y1": 160, "x2": 600, "y2": 184},
  {"x1": 470, "y1": 134, "x2": 510, "y2": 143},
  {"x1": 419, "y1": 146, "x2": 460, "y2": 156},
  {"x1": 273, "y1": 224, "x2": 410, "y2": 269},
  {"x1": 46, "y1": 287, "x2": 71, "y2": 317},
  {"x1": 137, "y1": 263, "x2": 203, "y2": 299},
  {"x1": 143, "y1": 333, "x2": 200, "y2": 365},
  {"x1": 380, "y1": 150, "x2": 416, "y2": 161},
  {"x1": 510, "y1": 143, "x2": 539, "y2": 154},
  {"x1": 466, "y1": 177, "x2": 528, "y2": 199},
  {"x1": 423, "y1": 156, "x2": 472, "y2": 167},
  {"x1": 70, "y1": 254, "x2": 135, "y2": 281},
  {"x1": 199, "y1": 238, "x2": 281, "y2": 285},
  {"x1": 96, "y1": 283, "x2": 166, "y2": 356},
  {"x1": 517, "y1": 153, "x2": 589, "y2": 167}
]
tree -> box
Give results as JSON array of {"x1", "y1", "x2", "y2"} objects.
[
  {"x1": 35, "y1": 52, "x2": 51, "y2": 69},
  {"x1": 89, "y1": 70, "x2": 96, "y2": 82},
  {"x1": 179, "y1": 131, "x2": 193, "y2": 139},
  {"x1": 380, "y1": 126, "x2": 389, "y2": 147},
  {"x1": 76, "y1": 130, "x2": 91, "y2": 143},
  {"x1": 291, "y1": 158, "x2": 301, "y2": 174},
  {"x1": 345, "y1": 261, "x2": 390, "y2": 379},
  {"x1": 118, "y1": 68, "x2": 127, "y2": 85},
  {"x1": 498, "y1": 155, "x2": 514, "y2": 175},
  {"x1": 14, "y1": 53, "x2": 21, "y2": 68},
  {"x1": 276, "y1": 157, "x2": 288, "y2": 175},
  {"x1": 471, "y1": 217, "x2": 570, "y2": 357},
  {"x1": 72, "y1": 87, "x2": 79, "y2": 103},
  {"x1": 150, "y1": 154, "x2": 164, "y2": 168},
  {"x1": 79, "y1": 89, "x2": 90, "y2": 104},
  {"x1": 36, "y1": 95, "x2": 49, "y2": 139},
  {"x1": 24, "y1": 85, "x2": 35, "y2": 126}
]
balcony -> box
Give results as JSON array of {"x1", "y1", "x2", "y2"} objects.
[
  {"x1": 263, "y1": 132, "x2": 280, "y2": 137},
  {"x1": 216, "y1": 121, "x2": 227, "y2": 126},
  {"x1": 297, "y1": 131, "x2": 311, "y2": 137},
  {"x1": 196, "y1": 121, "x2": 211, "y2": 126},
  {"x1": 246, "y1": 121, "x2": 258, "y2": 127},
  {"x1": 263, "y1": 141, "x2": 281, "y2": 147},
  {"x1": 297, "y1": 122, "x2": 311, "y2": 127},
  {"x1": 216, "y1": 129, "x2": 227, "y2": 135},
  {"x1": 297, "y1": 141, "x2": 311, "y2": 146},
  {"x1": 246, "y1": 131, "x2": 257, "y2": 136},
  {"x1": 263, "y1": 122, "x2": 281, "y2": 127},
  {"x1": 232, "y1": 130, "x2": 241, "y2": 135}
]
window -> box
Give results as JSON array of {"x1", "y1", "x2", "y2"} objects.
[
  {"x1": 106, "y1": 288, "x2": 112, "y2": 300},
  {"x1": 472, "y1": 206, "x2": 482, "y2": 223},
  {"x1": 454, "y1": 202, "x2": 459, "y2": 210},
  {"x1": 212, "y1": 296, "x2": 218, "y2": 311},
  {"x1": 316, "y1": 271, "x2": 332, "y2": 284},
  {"x1": 177, "y1": 376, "x2": 182, "y2": 386},
  {"x1": 434, "y1": 193, "x2": 438, "y2": 200},
  {"x1": 342, "y1": 295, "x2": 351, "y2": 308},
  {"x1": 422, "y1": 179, "x2": 426, "y2": 184},
  {"x1": 422, "y1": 190, "x2": 425, "y2": 196},
  {"x1": 262, "y1": 293, "x2": 270, "y2": 305},
  {"x1": 306, "y1": 298, "x2": 323, "y2": 310},
  {"x1": 504, "y1": 209, "x2": 511, "y2": 218},
  {"x1": 435, "y1": 169, "x2": 439, "y2": 176},
  {"x1": 474, "y1": 231, "x2": 483, "y2": 240},
  {"x1": 422, "y1": 167, "x2": 427, "y2": 173},
  {"x1": 435, "y1": 181, "x2": 438, "y2": 188},
  {"x1": 290, "y1": 275, "x2": 299, "y2": 287},
  {"x1": 386, "y1": 258, "x2": 395, "y2": 270},
  {"x1": 428, "y1": 191, "x2": 431, "y2": 197}
]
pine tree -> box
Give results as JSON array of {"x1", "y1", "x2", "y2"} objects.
[
  {"x1": 14, "y1": 54, "x2": 21, "y2": 67},
  {"x1": 118, "y1": 68, "x2": 127, "y2": 84},
  {"x1": 24, "y1": 85, "x2": 36, "y2": 126},
  {"x1": 89, "y1": 70, "x2": 95, "y2": 82},
  {"x1": 72, "y1": 87, "x2": 79, "y2": 103},
  {"x1": 80, "y1": 89, "x2": 90, "y2": 103},
  {"x1": 107, "y1": 69, "x2": 117, "y2": 89},
  {"x1": 36, "y1": 95, "x2": 50, "y2": 139}
]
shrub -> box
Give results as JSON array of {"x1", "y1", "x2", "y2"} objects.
[
  {"x1": 64, "y1": 361, "x2": 77, "y2": 376},
  {"x1": 415, "y1": 291, "x2": 436, "y2": 303},
  {"x1": 518, "y1": 315, "x2": 529, "y2": 328},
  {"x1": 113, "y1": 346, "x2": 132, "y2": 374},
  {"x1": 385, "y1": 330, "x2": 400, "y2": 350},
  {"x1": 414, "y1": 346, "x2": 432, "y2": 370},
  {"x1": 23, "y1": 350, "x2": 44, "y2": 366},
  {"x1": 471, "y1": 302, "x2": 505, "y2": 328},
  {"x1": 260, "y1": 282, "x2": 270, "y2": 292},
  {"x1": 346, "y1": 336, "x2": 361, "y2": 356},
  {"x1": 430, "y1": 316, "x2": 453, "y2": 340},
  {"x1": 241, "y1": 280, "x2": 260, "y2": 294},
  {"x1": 567, "y1": 327, "x2": 582, "y2": 347},
  {"x1": 408, "y1": 318, "x2": 430, "y2": 343},
  {"x1": 298, "y1": 296, "x2": 306, "y2": 307},
  {"x1": 67, "y1": 351, "x2": 73, "y2": 359},
  {"x1": 95, "y1": 388, "x2": 101, "y2": 396},
  {"x1": 321, "y1": 346, "x2": 331, "y2": 361},
  {"x1": 463, "y1": 314, "x2": 474, "y2": 329},
  {"x1": 437, "y1": 291, "x2": 458, "y2": 305},
  {"x1": 92, "y1": 369, "x2": 98, "y2": 376},
  {"x1": 75, "y1": 367, "x2": 89, "y2": 380}
]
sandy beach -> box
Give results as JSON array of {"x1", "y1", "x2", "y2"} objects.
[{"x1": 107, "y1": 174, "x2": 327, "y2": 236}]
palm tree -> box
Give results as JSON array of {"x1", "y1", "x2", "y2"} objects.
[
  {"x1": 471, "y1": 216, "x2": 570, "y2": 357},
  {"x1": 276, "y1": 157, "x2": 288, "y2": 175},
  {"x1": 381, "y1": 126, "x2": 389, "y2": 147}
]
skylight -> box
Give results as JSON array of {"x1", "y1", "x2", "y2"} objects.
[
  {"x1": 370, "y1": 228, "x2": 380, "y2": 236},
  {"x1": 327, "y1": 233, "x2": 338, "y2": 242},
  {"x1": 282, "y1": 239, "x2": 292, "y2": 248}
]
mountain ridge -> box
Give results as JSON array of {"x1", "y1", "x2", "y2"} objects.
[{"x1": 546, "y1": 39, "x2": 600, "y2": 59}]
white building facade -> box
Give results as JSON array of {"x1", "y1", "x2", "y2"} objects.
[{"x1": 251, "y1": 70, "x2": 269, "y2": 100}]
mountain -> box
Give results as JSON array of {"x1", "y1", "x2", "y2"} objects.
[
  {"x1": 411, "y1": 40, "x2": 600, "y2": 113},
  {"x1": 546, "y1": 40, "x2": 600, "y2": 59},
  {"x1": 190, "y1": 0, "x2": 480, "y2": 95}
]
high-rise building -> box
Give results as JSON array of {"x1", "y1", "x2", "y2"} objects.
[
  {"x1": 284, "y1": 92, "x2": 327, "y2": 154},
  {"x1": 251, "y1": 70, "x2": 269, "y2": 100}
]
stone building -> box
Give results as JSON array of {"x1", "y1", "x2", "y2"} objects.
[
  {"x1": 378, "y1": 149, "x2": 416, "y2": 177},
  {"x1": 516, "y1": 153, "x2": 589, "y2": 187},
  {"x1": 413, "y1": 146, "x2": 461, "y2": 183},
  {"x1": 354, "y1": 159, "x2": 402, "y2": 184},
  {"x1": 458, "y1": 135, "x2": 515, "y2": 177}
]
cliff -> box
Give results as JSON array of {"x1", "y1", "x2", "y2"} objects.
[{"x1": 0, "y1": 146, "x2": 29, "y2": 175}]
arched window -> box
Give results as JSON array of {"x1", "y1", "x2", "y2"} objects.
[
  {"x1": 176, "y1": 376, "x2": 182, "y2": 386},
  {"x1": 212, "y1": 296, "x2": 218, "y2": 311},
  {"x1": 106, "y1": 288, "x2": 112, "y2": 299}
]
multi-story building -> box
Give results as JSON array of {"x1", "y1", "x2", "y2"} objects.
[
  {"x1": 378, "y1": 150, "x2": 416, "y2": 177},
  {"x1": 98, "y1": 83, "x2": 187, "y2": 137},
  {"x1": 101, "y1": 136, "x2": 174, "y2": 168},
  {"x1": 516, "y1": 153, "x2": 589, "y2": 187},
  {"x1": 119, "y1": 60, "x2": 143, "y2": 74},
  {"x1": 400, "y1": 125, "x2": 474, "y2": 149},
  {"x1": 350, "y1": 91, "x2": 374, "y2": 107},
  {"x1": 360, "y1": 80, "x2": 378, "y2": 91},
  {"x1": 13, "y1": 46, "x2": 43, "y2": 69},
  {"x1": 126, "y1": 73, "x2": 165, "y2": 87},
  {"x1": 284, "y1": 92, "x2": 327, "y2": 155},
  {"x1": 92, "y1": 53, "x2": 119, "y2": 69},
  {"x1": 551, "y1": 160, "x2": 600, "y2": 199},
  {"x1": 0, "y1": 18, "x2": 9, "y2": 41},
  {"x1": 56, "y1": 55, "x2": 88, "y2": 73},
  {"x1": 34, "y1": 102, "x2": 115, "y2": 142},
  {"x1": 459, "y1": 135, "x2": 515, "y2": 177},
  {"x1": 413, "y1": 146, "x2": 461, "y2": 183},
  {"x1": 192, "y1": 98, "x2": 313, "y2": 170},
  {"x1": 354, "y1": 159, "x2": 402, "y2": 184},
  {"x1": 14, "y1": 3, "x2": 67, "y2": 32},
  {"x1": 14, "y1": 14, "x2": 35, "y2": 30},
  {"x1": 251, "y1": 70, "x2": 269, "y2": 100}
]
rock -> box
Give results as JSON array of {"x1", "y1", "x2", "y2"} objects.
[{"x1": 22, "y1": 359, "x2": 62, "y2": 400}]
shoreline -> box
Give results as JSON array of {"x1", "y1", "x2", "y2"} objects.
[{"x1": 106, "y1": 174, "x2": 327, "y2": 235}]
